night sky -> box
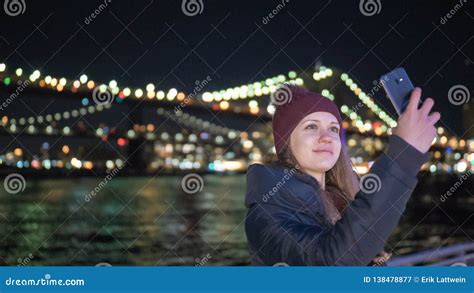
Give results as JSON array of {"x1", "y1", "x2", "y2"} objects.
[{"x1": 1, "y1": 0, "x2": 472, "y2": 135}]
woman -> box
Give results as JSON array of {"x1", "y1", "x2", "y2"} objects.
[{"x1": 244, "y1": 85, "x2": 440, "y2": 266}]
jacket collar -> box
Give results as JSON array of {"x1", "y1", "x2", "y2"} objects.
[
  {"x1": 245, "y1": 162, "x2": 332, "y2": 226},
  {"x1": 267, "y1": 162, "x2": 323, "y2": 191}
]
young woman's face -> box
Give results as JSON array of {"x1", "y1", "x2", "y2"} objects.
[{"x1": 289, "y1": 111, "x2": 342, "y2": 173}]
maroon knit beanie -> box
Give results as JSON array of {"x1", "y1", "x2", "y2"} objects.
[{"x1": 272, "y1": 84, "x2": 343, "y2": 159}]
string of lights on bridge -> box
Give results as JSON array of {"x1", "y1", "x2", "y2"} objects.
[
  {"x1": 2, "y1": 103, "x2": 112, "y2": 129},
  {"x1": 0, "y1": 62, "x2": 385, "y2": 136},
  {"x1": 0, "y1": 61, "x2": 465, "y2": 144},
  {"x1": 0, "y1": 109, "x2": 259, "y2": 173},
  {"x1": 0, "y1": 62, "x2": 301, "y2": 110},
  {"x1": 0, "y1": 62, "x2": 394, "y2": 127},
  {"x1": 1, "y1": 62, "x2": 472, "y2": 174}
]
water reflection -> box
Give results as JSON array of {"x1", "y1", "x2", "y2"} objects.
[{"x1": 0, "y1": 174, "x2": 472, "y2": 265}]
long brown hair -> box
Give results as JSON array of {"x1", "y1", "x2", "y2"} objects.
[
  {"x1": 276, "y1": 135, "x2": 392, "y2": 265},
  {"x1": 276, "y1": 136, "x2": 360, "y2": 224}
]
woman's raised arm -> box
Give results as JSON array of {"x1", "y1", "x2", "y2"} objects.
[{"x1": 245, "y1": 88, "x2": 439, "y2": 265}]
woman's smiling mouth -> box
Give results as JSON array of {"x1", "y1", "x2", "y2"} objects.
[{"x1": 313, "y1": 149, "x2": 333, "y2": 155}]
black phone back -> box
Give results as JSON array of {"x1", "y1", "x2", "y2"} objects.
[{"x1": 380, "y1": 68, "x2": 415, "y2": 115}]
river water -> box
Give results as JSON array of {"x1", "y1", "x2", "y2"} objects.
[{"x1": 0, "y1": 174, "x2": 472, "y2": 266}]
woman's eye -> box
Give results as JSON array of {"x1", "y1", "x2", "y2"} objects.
[
  {"x1": 330, "y1": 126, "x2": 340, "y2": 133},
  {"x1": 305, "y1": 124, "x2": 317, "y2": 130}
]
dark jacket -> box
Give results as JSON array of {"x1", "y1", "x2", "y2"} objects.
[{"x1": 244, "y1": 135, "x2": 430, "y2": 266}]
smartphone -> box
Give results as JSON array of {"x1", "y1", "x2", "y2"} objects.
[{"x1": 379, "y1": 68, "x2": 417, "y2": 115}]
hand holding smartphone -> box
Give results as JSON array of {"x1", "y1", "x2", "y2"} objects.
[
  {"x1": 380, "y1": 67, "x2": 418, "y2": 115},
  {"x1": 379, "y1": 67, "x2": 441, "y2": 153}
]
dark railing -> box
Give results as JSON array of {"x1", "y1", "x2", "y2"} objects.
[{"x1": 387, "y1": 242, "x2": 474, "y2": 266}]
